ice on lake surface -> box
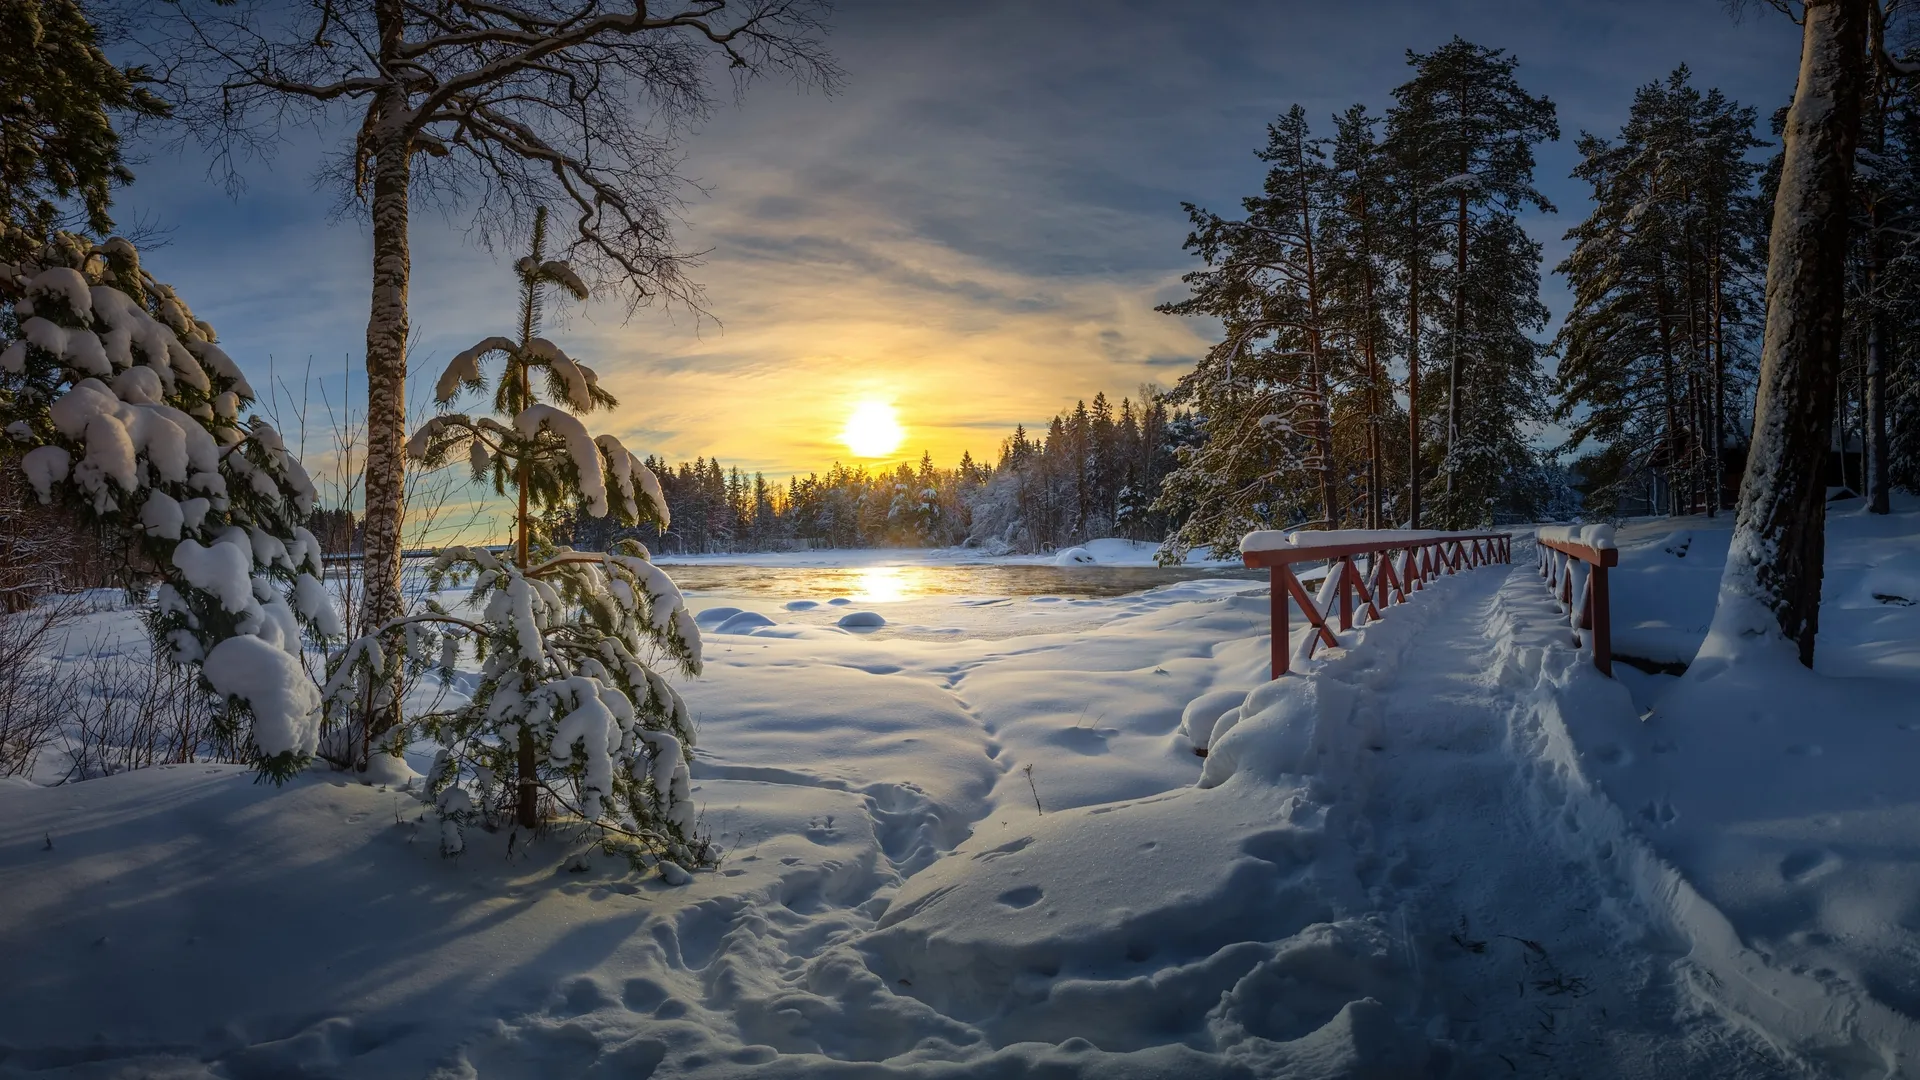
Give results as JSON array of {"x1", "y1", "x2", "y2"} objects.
[{"x1": 661, "y1": 562, "x2": 1265, "y2": 603}]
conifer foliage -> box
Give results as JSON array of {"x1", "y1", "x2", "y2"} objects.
[
  {"x1": 1390, "y1": 37, "x2": 1560, "y2": 528},
  {"x1": 0, "y1": 0, "x2": 167, "y2": 244},
  {"x1": 1555, "y1": 67, "x2": 1768, "y2": 517},
  {"x1": 341, "y1": 209, "x2": 709, "y2": 870},
  {"x1": 0, "y1": 230, "x2": 335, "y2": 780},
  {"x1": 1157, "y1": 38, "x2": 1561, "y2": 554}
]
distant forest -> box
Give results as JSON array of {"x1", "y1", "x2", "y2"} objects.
[{"x1": 551, "y1": 390, "x2": 1195, "y2": 555}]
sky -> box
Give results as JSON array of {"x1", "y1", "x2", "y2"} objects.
[{"x1": 114, "y1": 0, "x2": 1805, "y2": 499}]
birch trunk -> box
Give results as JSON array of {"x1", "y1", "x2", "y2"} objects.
[
  {"x1": 1711, "y1": 0, "x2": 1863, "y2": 668},
  {"x1": 359, "y1": 121, "x2": 412, "y2": 756}
]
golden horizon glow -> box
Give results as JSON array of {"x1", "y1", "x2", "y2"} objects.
[{"x1": 841, "y1": 400, "x2": 906, "y2": 459}]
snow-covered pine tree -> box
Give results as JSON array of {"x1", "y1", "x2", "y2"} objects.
[
  {"x1": 335, "y1": 208, "x2": 708, "y2": 869},
  {"x1": 0, "y1": 231, "x2": 337, "y2": 780},
  {"x1": 1555, "y1": 68, "x2": 1767, "y2": 517},
  {"x1": 1155, "y1": 105, "x2": 1347, "y2": 562},
  {"x1": 1387, "y1": 37, "x2": 1559, "y2": 527},
  {"x1": 1323, "y1": 104, "x2": 1407, "y2": 530}
]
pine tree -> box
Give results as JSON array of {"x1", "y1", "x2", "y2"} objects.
[
  {"x1": 2, "y1": 233, "x2": 332, "y2": 780},
  {"x1": 1555, "y1": 69, "x2": 1766, "y2": 517},
  {"x1": 1324, "y1": 104, "x2": 1406, "y2": 528},
  {"x1": 374, "y1": 208, "x2": 708, "y2": 867},
  {"x1": 1156, "y1": 105, "x2": 1345, "y2": 560},
  {"x1": 1388, "y1": 37, "x2": 1559, "y2": 526},
  {"x1": 0, "y1": 1, "x2": 168, "y2": 251}
]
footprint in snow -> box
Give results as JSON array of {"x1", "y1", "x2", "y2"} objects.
[
  {"x1": 1781, "y1": 849, "x2": 1843, "y2": 884},
  {"x1": 996, "y1": 885, "x2": 1044, "y2": 909}
]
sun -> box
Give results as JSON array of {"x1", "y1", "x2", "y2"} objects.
[{"x1": 841, "y1": 400, "x2": 905, "y2": 458}]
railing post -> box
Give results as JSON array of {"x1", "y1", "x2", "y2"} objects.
[
  {"x1": 1590, "y1": 562, "x2": 1612, "y2": 677},
  {"x1": 1270, "y1": 565, "x2": 1288, "y2": 679},
  {"x1": 1338, "y1": 556, "x2": 1355, "y2": 631}
]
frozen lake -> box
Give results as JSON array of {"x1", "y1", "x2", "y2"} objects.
[{"x1": 661, "y1": 561, "x2": 1266, "y2": 603}]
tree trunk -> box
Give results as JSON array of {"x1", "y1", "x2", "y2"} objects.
[
  {"x1": 1711, "y1": 246, "x2": 1727, "y2": 516},
  {"x1": 1447, "y1": 189, "x2": 1467, "y2": 504},
  {"x1": 1654, "y1": 256, "x2": 1683, "y2": 517},
  {"x1": 1866, "y1": 0, "x2": 1892, "y2": 515},
  {"x1": 358, "y1": 116, "x2": 413, "y2": 757},
  {"x1": 1867, "y1": 306, "x2": 1890, "y2": 513},
  {"x1": 1712, "y1": 0, "x2": 1863, "y2": 668},
  {"x1": 1296, "y1": 130, "x2": 1338, "y2": 529},
  {"x1": 1362, "y1": 261, "x2": 1384, "y2": 531},
  {"x1": 1407, "y1": 242, "x2": 1422, "y2": 529}
]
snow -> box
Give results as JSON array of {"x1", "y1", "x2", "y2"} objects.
[
  {"x1": 525, "y1": 337, "x2": 596, "y2": 412},
  {"x1": 45, "y1": 378, "x2": 221, "y2": 500},
  {"x1": 1537, "y1": 523, "x2": 1617, "y2": 549},
  {"x1": 201, "y1": 634, "x2": 323, "y2": 759},
  {"x1": 657, "y1": 538, "x2": 1233, "y2": 569},
  {"x1": 435, "y1": 336, "x2": 513, "y2": 404},
  {"x1": 5, "y1": 514, "x2": 1918, "y2": 1075},
  {"x1": 539, "y1": 259, "x2": 590, "y2": 299},
  {"x1": 516, "y1": 403, "x2": 607, "y2": 516},
  {"x1": 1241, "y1": 527, "x2": 1484, "y2": 553},
  {"x1": 21, "y1": 316, "x2": 111, "y2": 376},
  {"x1": 25, "y1": 266, "x2": 92, "y2": 317},
  {"x1": 19, "y1": 445, "x2": 70, "y2": 502},
  {"x1": 138, "y1": 490, "x2": 184, "y2": 539},
  {"x1": 836, "y1": 610, "x2": 887, "y2": 629},
  {"x1": 294, "y1": 572, "x2": 345, "y2": 636},
  {"x1": 544, "y1": 676, "x2": 620, "y2": 819},
  {"x1": 170, "y1": 537, "x2": 256, "y2": 613}
]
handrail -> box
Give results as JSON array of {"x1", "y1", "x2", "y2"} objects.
[
  {"x1": 1534, "y1": 527, "x2": 1618, "y2": 676},
  {"x1": 1241, "y1": 529, "x2": 1513, "y2": 678}
]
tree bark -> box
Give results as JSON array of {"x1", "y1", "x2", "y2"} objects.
[
  {"x1": 358, "y1": 1, "x2": 413, "y2": 760},
  {"x1": 1654, "y1": 256, "x2": 1683, "y2": 518},
  {"x1": 1711, "y1": 247, "x2": 1727, "y2": 517},
  {"x1": 1298, "y1": 144, "x2": 1337, "y2": 530},
  {"x1": 1447, "y1": 188, "x2": 1467, "y2": 503},
  {"x1": 1361, "y1": 245, "x2": 1384, "y2": 531},
  {"x1": 1406, "y1": 234, "x2": 1422, "y2": 529},
  {"x1": 1866, "y1": 307, "x2": 1890, "y2": 513},
  {"x1": 359, "y1": 125, "x2": 413, "y2": 758},
  {"x1": 1865, "y1": 2, "x2": 1892, "y2": 516},
  {"x1": 1713, "y1": 0, "x2": 1863, "y2": 668}
]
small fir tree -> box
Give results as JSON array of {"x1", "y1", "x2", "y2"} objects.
[{"x1": 332, "y1": 208, "x2": 709, "y2": 873}]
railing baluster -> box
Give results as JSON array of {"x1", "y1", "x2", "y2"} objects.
[{"x1": 1242, "y1": 530, "x2": 1515, "y2": 680}]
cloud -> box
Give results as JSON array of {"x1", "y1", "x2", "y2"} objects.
[{"x1": 110, "y1": 0, "x2": 1801, "y2": 488}]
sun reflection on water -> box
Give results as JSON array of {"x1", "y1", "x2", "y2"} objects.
[{"x1": 852, "y1": 565, "x2": 912, "y2": 603}]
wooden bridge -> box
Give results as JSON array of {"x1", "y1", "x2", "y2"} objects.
[{"x1": 1241, "y1": 526, "x2": 1619, "y2": 679}]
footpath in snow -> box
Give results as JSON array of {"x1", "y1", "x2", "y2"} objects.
[{"x1": 2, "y1": 515, "x2": 1917, "y2": 1077}]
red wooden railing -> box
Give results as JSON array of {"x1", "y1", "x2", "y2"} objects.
[
  {"x1": 1242, "y1": 530, "x2": 1513, "y2": 678},
  {"x1": 1534, "y1": 527, "x2": 1618, "y2": 676}
]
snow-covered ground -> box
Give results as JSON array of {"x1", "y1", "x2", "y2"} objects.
[{"x1": 3, "y1": 507, "x2": 1918, "y2": 1077}]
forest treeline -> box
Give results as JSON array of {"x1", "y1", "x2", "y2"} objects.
[{"x1": 553, "y1": 391, "x2": 1196, "y2": 555}]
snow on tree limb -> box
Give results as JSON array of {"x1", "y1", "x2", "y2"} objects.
[{"x1": 436, "y1": 337, "x2": 514, "y2": 404}]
